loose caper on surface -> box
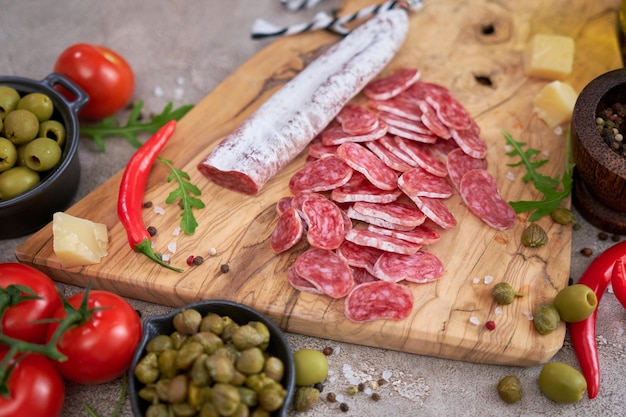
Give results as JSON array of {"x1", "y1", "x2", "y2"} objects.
[
  {"x1": 497, "y1": 375, "x2": 522, "y2": 404},
  {"x1": 552, "y1": 284, "x2": 597, "y2": 323},
  {"x1": 293, "y1": 387, "x2": 321, "y2": 412},
  {"x1": 550, "y1": 207, "x2": 576, "y2": 225},
  {"x1": 538, "y1": 362, "x2": 587, "y2": 403},
  {"x1": 521, "y1": 223, "x2": 548, "y2": 248},
  {"x1": 533, "y1": 303, "x2": 561, "y2": 335},
  {"x1": 492, "y1": 282, "x2": 524, "y2": 305}
]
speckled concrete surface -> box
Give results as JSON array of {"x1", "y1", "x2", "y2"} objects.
[{"x1": 0, "y1": 1, "x2": 625, "y2": 416}]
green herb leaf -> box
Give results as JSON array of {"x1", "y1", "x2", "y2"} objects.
[
  {"x1": 503, "y1": 130, "x2": 574, "y2": 222},
  {"x1": 158, "y1": 157, "x2": 205, "y2": 235},
  {"x1": 80, "y1": 101, "x2": 193, "y2": 152}
]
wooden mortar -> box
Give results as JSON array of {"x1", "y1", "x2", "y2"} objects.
[{"x1": 571, "y1": 68, "x2": 626, "y2": 234}]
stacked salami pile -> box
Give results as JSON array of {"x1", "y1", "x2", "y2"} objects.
[{"x1": 270, "y1": 68, "x2": 516, "y2": 323}]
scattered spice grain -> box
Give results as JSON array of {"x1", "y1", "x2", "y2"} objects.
[{"x1": 580, "y1": 248, "x2": 593, "y2": 257}]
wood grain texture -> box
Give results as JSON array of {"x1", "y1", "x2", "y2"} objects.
[{"x1": 16, "y1": 0, "x2": 622, "y2": 365}]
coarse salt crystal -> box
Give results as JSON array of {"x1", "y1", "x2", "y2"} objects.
[
  {"x1": 153, "y1": 205, "x2": 165, "y2": 215},
  {"x1": 334, "y1": 346, "x2": 341, "y2": 355},
  {"x1": 523, "y1": 311, "x2": 533, "y2": 320},
  {"x1": 484, "y1": 275, "x2": 494, "y2": 284},
  {"x1": 154, "y1": 86, "x2": 165, "y2": 97},
  {"x1": 335, "y1": 394, "x2": 345, "y2": 403},
  {"x1": 364, "y1": 387, "x2": 373, "y2": 395},
  {"x1": 504, "y1": 144, "x2": 513, "y2": 152},
  {"x1": 172, "y1": 226, "x2": 181, "y2": 236},
  {"x1": 495, "y1": 306, "x2": 503, "y2": 315},
  {"x1": 329, "y1": 376, "x2": 337, "y2": 383},
  {"x1": 173, "y1": 87, "x2": 184, "y2": 100},
  {"x1": 161, "y1": 253, "x2": 170, "y2": 262},
  {"x1": 469, "y1": 316, "x2": 481, "y2": 325},
  {"x1": 553, "y1": 126, "x2": 563, "y2": 135},
  {"x1": 176, "y1": 76, "x2": 185, "y2": 85},
  {"x1": 381, "y1": 370, "x2": 392, "y2": 380},
  {"x1": 208, "y1": 247, "x2": 217, "y2": 256},
  {"x1": 472, "y1": 277, "x2": 480, "y2": 284},
  {"x1": 506, "y1": 171, "x2": 516, "y2": 181},
  {"x1": 168, "y1": 242, "x2": 177, "y2": 253}
]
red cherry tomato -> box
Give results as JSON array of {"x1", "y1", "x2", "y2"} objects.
[
  {"x1": 54, "y1": 43, "x2": 134, "y2": 119},
  {"x1": 0, "y1": 348, "x2": 65, "y2": 417},
  {"x1": 45, "y1": 290, "x2": 142, "y2": 384},
  {"x1": 0, "y1": 263, "x2": 62, "y2": 344}
]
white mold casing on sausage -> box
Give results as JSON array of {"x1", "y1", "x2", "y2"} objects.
[{"x1": 197, "y1": 9, "x2": 409, "y2": 195}]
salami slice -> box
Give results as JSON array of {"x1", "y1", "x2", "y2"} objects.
[
  {"x1": 459, "y1": 169, "x2": 516, "y2": 230},
  {"x1": 363, "y1": 67, "x2": 422, "y2": 100},
  {"x1": 270, "y1": 207, "x2": 304, "y2": 253},
  {"x1": 289, "y1": 155, "x2": 353, "y2": 194},
  {"x1": 351, "y1": 267, "x2": 379, "y2": 285},
  {"x1": 430, "y1": 136, "x2": 461, "y2": 158},
  {"x1": 336, "y1": 142, "x2": 398, "y2": 191},
  {"x1": 450, "y1": 120, "x2": 487, "y2": 159},
  {"x1": 365, "y1": 140, "x2": 414, "y2": 172},
  {"x1": 346, "y1": 206, "x2": 416, "y2": 231},
  {"x1": 409, "y1": 195, "x2": 457, "y2": 230},
  {"x1": 336, "y1": 240, "x2": 383, "y2": 270},
  {"x1": 330, "y1": 178, "x2": 402, "y2": 204},
  {"x1": 351, "y1": 201, "x2": 426, "y2": 228},
  {"x1": 294, "y1": 248, "x2": 354, "y2": 298},
  {"x1": 368, "y1": 98, "x2": 422, "y2": 121},
  {"x1": 378, "y1": 135, "x2": 417, "y2": 167},
  {"x1": 378, "y1": 110, "x2": 432, "y2": 134},
  {"x1": 395, "y1": 137, "x2": 448, "y2": 177},
  {"x1": 321, "y1": 119, "x2": 388, "y2": 146},
  {"x1": 398, "y1": 167, "x2": 454, "y2": 198},
  {"x1": 425, "y1": 88, "x2": 473, "y2": 131},
  {"x1": 336, "y1": 104, "x2": 380, "y2": 135},
  {"x1": 419, "y1": 100, "x2": 452, "y2": 139},
  {"x1": 367, "y1": 224, "x2": 441, "y2": 245},
  {"x1": 308, "y1": 142, "x2": 338, "y2": 159},
  {"x1": 345, "y1": 228, "x2": 422, "y2": 254},
  {"x1": 446, "y1": 147, "x2": 488, "y2": 191},
  {"x1": 301, "y1": 197, "x2": 346, "y2": 249},
  {"x1": 344, "y1": 281, "x2": 414, "y2": 323},
  {"x1": 388, "y1": 125, "x2": 439, "y2": 144},
  {"x1": 288, "y1": 267, "x2": 323, "y2": 295},
  {"x1": 372, "y1": 251, "x2": 444, "y2": 283},
  {"x1": 276, "y1": 196, "x2": 293, "y2": 215}
]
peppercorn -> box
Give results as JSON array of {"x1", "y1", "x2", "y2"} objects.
[
  {"x1": 598, "y1": 232, "x2": 609, "y2": 241},
  {"x1": 358, "y1": 382, "x2": 365, "y2": 392},
  {"x1": 377, "y1": 378, "x2": 387, "y2": 387},
  {"x1": 142, "y1": 201, "x2": 153, "y2": 209},
  {"x1": 580, "y1": 248, "x2": 593, "y2": 257},
  {"x1": 313, "y1": 382, "x2": 324, "y2": 393},
  {"x1": 192, "y1": 256, "x2": 204, "y2": 266},
  {"x1": 371, "y1": 392, "x2": 381, "y2": 401},
  {"x1": 323, "y1": 346, "x2": 334, "y2": 356},
  {"x1": 612, "y1": 235, "x2": 622, "y2": 242},
  {"x1": 220, "y1": 264, "x2": 230, "y2": 273},
  {"x1": 339, "y1": 402, "x2": 349, "y2": 412},
  {"x1": 326, "y1": 392, "x2": 337, "y2": 402},
  {"x1": 147, "y1": 226, "x2": 157, "y2": 237}
]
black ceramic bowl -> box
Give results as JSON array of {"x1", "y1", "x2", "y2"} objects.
[
  {"x1": 0, "y1": 73, "x2": 88, "y2": 238},
  {"x1": 128, "y1": 300, "x2": 296, "y2": 417}
]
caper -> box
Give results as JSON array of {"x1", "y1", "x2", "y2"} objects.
[
  {"x1": 231, "y1": 370, "x2": 247, "y2": 387},
  {"x1": 200, "y1": 313, "x2": 225, "y2": 335},
  {"x1": 173, "y1": 309, "x2": 203, "y2": 335},
  {"x1": 263, "y1": 356, "x2": 284, "y2": 382},
  {"x1": 190, "y1": 353, "x2": 211, "y2": 386},
  {"x1": 158, "y1": 349, "x2": 179, "y2": 379},
  {"x1": 249, "y1": 408, "x2": 270, "y2": 417},
  {"x1": 38, "y1": 120, "x2": 66, "y2": 147},
  {"x1": 258, "y1": 381, "x2": 287, "y2": 412},
  {"x1": 245, "y1": 373, "x2": 274, "y2": 393},
  {"x1": 175, "y1": 341, "x2": 204, "y2": 370},
  {"x1": 236, "y1": 347, "x2": 265, "y2": 375},
  {"x1": 538, "y1": 362, "x2": 586, "y2": 403},
  {"x1": 492, "y1": 282, "x2": 524, "y2": 305},
  {"x1": 222, "y1": 322, "x2": 240, "y2": 342},
  {"x1": 167, "y1": 374, "x2": 189, "y2": 403},
  {"x1": 293, "y1": 386, "x2": 320, "y2": 412},
  {"x1": 155, "y1": 378, "x2": 172, "y2": 402},
  {"x1": 17, "y1": 92, "x2": 54, "y2": 122},
  {"x1": 193, "y1": 331, "x2": 224, "y2": 354},
  {"x1": 232, "y1": 324, "x2": 266, "y2": 351},
  {"x1": 146, "y1": 334, "x2": 174, "y2": 354},
  {"x1": 497, "y1": 375, "x2": 522, "y2": 403},
  {"x1": 533, "y1": 303, "x2": 561, "y2": 335},
  {"x1": 171, "y1": 402, "x2": 196, "y2": 417},
  {"x1": 231, "y1": 403, "x2": 250, "y2": 417},
  {"x1": 134, "y1": 352, "x2": 160, "y2": 384},
  {"x1": 211, "y1": 383, "x2": 241, "y2": 416},
  {"x1": 249, "y1": 321, "x2": 270, "y2": 351},
  {"x1": 293, "y1": 349, "x2": 329, "y2": 387},
  {"x1": 170, "y1": 331, "x2": 188, "y2": 349},
  {"x1": 188, "y1": 383, "x2": 207, "y2": 408},
  {"x1": 521, "y1": 223, "x2": 548, "y2": 248},
  {"x1": 199, "y1": 401, "x2": 220, "y2": 417},
  {"x1": 0, "y1": 86, "x2": 20, "y2": 120},
  {"x1": 206, "y1": 353, "x2": 236, "y2": 383},
  {"x1": 553, "y1": 284, "x2": 597, "y2": 323},
  {"x1": 550, "y1": 207, "x2": 576, "y2": 225},
  {"x1": 237, "y1": 386, "x2": 259, "y2": 407},
  {"x1": 145, "y1": 403, "x2": 169, "y2": 417}
]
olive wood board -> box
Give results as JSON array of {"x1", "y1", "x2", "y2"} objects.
[{"x1": 15, "y1": 0, "x2": 623, "y2": 365}]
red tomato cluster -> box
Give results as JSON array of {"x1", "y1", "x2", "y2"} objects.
[{"x1": 0, "y1": 263, "x2": 142, "y2": 417}]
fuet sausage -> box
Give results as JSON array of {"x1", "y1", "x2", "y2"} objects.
[{"x1": 197, "y1": 9, "x2": 409, "y2": 195}]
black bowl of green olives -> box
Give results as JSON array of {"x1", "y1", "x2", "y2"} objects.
[
  {"x1": 0, "y1": 73, "x2": 88, "y2": 238},
  {"x1": 129, "y1": 299, "x2": 296, "y2": 417}
]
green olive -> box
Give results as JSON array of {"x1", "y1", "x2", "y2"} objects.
[
  {"x1": 4, "y1": 109, "x2": 39, "y2": 145},
  {"x1": 0, "y1": 86, "x2": 20, "y2": 120},
  {"x1": 23, "y1": 138, "x2": 62, "y2": 172},
  {"x1": 0, "y1": 137, "x2": 17, "y2": 172},
  {"x1": 0, "y1": 166, "x2": 40, "y2": 200},
  {"x1": 533, "y1": 303, "x2": 561, "y2": 335},
  {"x1": 538, "y1": 362, "x2": 587, "y2": 403},
  {"x1": 553, "y1": 284, "x2": 597, "y2": 323},
  {"x1": 293, "y1": 349, "x2": 328, "y2": 387},
  {"x1": 497, "y1": 375, "x2": 522, "y2": 403},
  {"x1": 17, "y1": 92, "x2": 54, "y2": 122},
  {"x1": 38, "y1": 120, "x2": 66, "y2": 147}
]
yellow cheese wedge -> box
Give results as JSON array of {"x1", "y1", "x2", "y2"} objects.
[
  {"x1": 532, "y1": 81, "x2": 578, "y2": 129},
  {"x1": 525, "y1": 34, "x2": 575, "y2": 80},
  {"x1": 52, "y1": 212, "x2": 109, "y2": 268}
]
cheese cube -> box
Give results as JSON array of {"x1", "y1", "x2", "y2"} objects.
[
  {"x1": 525, "y1": 34, "x2": 575, "y2": 80},
  {"x1": 53, "y1": 212, "x2": 109, "y2": 268},
  {"x1": 532, "y1": 81, "x2": 578, "y2": 128}
]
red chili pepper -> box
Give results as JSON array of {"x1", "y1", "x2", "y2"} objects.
[
  {"x1": 612, "y1": 258, "x2": 626, "y2": 310},
  {"x1": 569, "y1": 240, "x2": 626, "y2": 399},
  {"x1": 117, "y1": 120, "x2": 183, "y2": 272}
]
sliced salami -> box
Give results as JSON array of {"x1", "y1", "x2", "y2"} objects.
[
  {"x1": 276, "y1": 196, "x2": 293, "y2": 215},
  {"x1": 351, "y1": 267, "x2": 379, "y2": 285},
  {"x1": 459, "y1": 169, "x2": 516, "y2": 230},
  {"x1": 409, "y1": 195, "x2": 457, "y2": 230},
  {"x1": 344, "y1": 281, "x2": 414, "y2": 323},
  {"x1": 336, "y1": 142, "x2": 398, "y2": 191},
  {"x1": 289, "y1": 155, "x2": 353, "y2": 194},
  {"x1": 301, "y1": 197, "x2": 346, "y2": 249},
  {"x1": 368, "y1": 98, "x2": 422, "y2": 121},
  {"x1": 395, "y1": 137, "x2": 448, "y2": 177},
  {"x1": 351, "y1": 201, "x2": 426, "y2": 228},
  {"x1": 321, "y1": 119, "x2": 388, "y2": 146},
  {"x1": 363, "y1": 67, "x2": 422, "y2": 100},
  {"x1": 425, "y1": 88, "x2": 473, "y2": 131},
  {"x1": 419, "y1": 100, "x2": 452, "y2": 139},
  {"x1": 270, "y1": 207, "x2": 304, "y2": 253},
  {"x1": 365, "y1": 140, "x2": 414, "y2": 172},
  {"x1": 378, "y1": 135, "x2": 417, "y2": 167},
  {"x1": 336, "y1": 104, "x2": 380, "y2": 135},
  {"x1": 367, "y1": 224, "x2": 441, "y2": 245},
  {"x1": 336, "y1": 240, "x2": 383, "y2": 270},
  {"x1": 372, "y1": 251, "x2": 444, "y2": 283},
  {"x1": 378, "y1": 110, "x2": 432, "y2": 134},
  {"x1": 398, "y1": 167, "x2": 454, "y2": 199},
  {"x1": 308, "y1": 142, "x2": 338, "y2": 159},
  {"x1": 346, "y1": 206, "x2": 416, "y2": 231},
  {"x1": 446, "y1": 147, "x2": 488, "y2": 191},
  {"x1": 288, "y1": 266, "x2": 323, "y2": 295},
  {"x1": 345, "y1": 228, "x2": 422, "y2": 254},
  {"x1": 388, "y1": 125, "x2": 439, "y2": 144},
  {"x1": 330, "y1": 178, "x2": 402, "y2": 204},
  {"x1": 430, "y1": 136, "x2": 461, "y2": 159},
  {"x1": 450, "y1": 120, "x2": 487, "y2": 159},
  {"x1": 294, "y1": 248, "x2": 354, "y2": 298}
]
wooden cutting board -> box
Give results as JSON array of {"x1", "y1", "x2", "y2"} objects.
[{"x1": 16, "y1": 0, "x2": 622, "y2": 365}]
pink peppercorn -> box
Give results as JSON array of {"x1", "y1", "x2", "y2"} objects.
[{"x1": 486, "y1": 320, "x2": 496, "y2": 331}]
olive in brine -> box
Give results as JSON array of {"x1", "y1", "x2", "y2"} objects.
[
  {"x1": 0, "y1": 86, "x2": 20, "y2": 119},
  {"x1": 18, "y1": 92, "x2": 54, "y2": 122},
  {"x1": 538, "y1": 362, "x2": 586, "y2": 403},
  {"x1": 0, "y1": 137, "x2": 17, "y2": 172},
  {"x1": 4, "y1": 109, "x2": 39, "y2": 145},
  {"x1": 23, "y1": 138, "x2": 62, "y2": 172},
  {"x1": 0, "y1": 166, "x2": 39, "y2": 200},
  {"x1": 38, "y1": 120, "x2": 66, "y2": 147},
  {"x1": 553, "y1": 284, "x2": 597, "y2": 323}
]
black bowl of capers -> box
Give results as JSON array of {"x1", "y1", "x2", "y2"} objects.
[
  {"x1": 0, "y1": 73, "x2": 88, "y2": 238},
  {"x1": 129, "y1": 299, "x2": 296, "y2": 417}
]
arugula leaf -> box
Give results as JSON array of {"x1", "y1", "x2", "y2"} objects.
[
  {"x1": 158, "y1": 157, "x2": 205, "y2": 235},
  {"x1": 80, "y1": 101, "x2": 193, "y2": 152},
  {"x1": 503, "y1": 130, "x2": 574, "y2": 222}
]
